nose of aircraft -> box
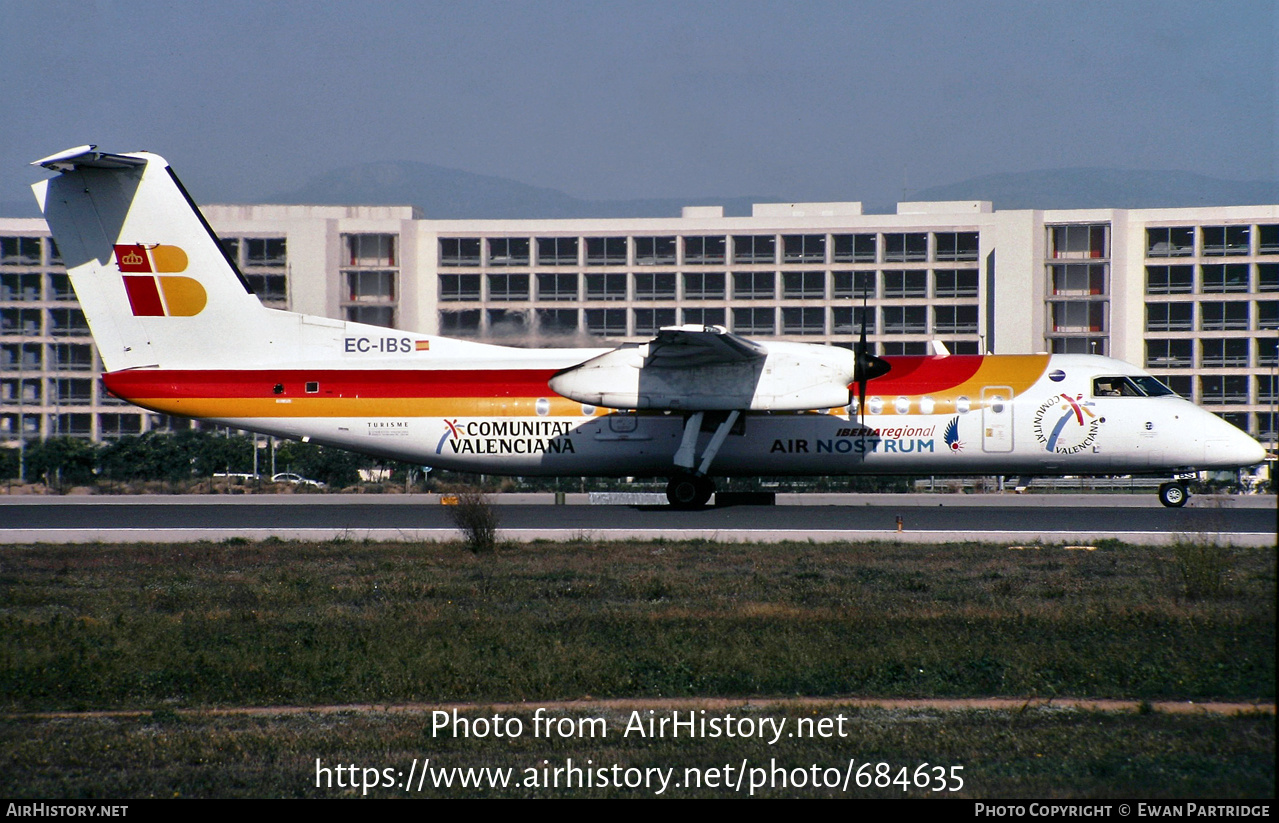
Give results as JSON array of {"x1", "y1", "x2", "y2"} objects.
[{"x1": 1200, "y1": 411, "x2": 1267, "y2": 468}]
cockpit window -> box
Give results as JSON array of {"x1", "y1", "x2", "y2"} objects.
[{"x1": 1093, "y1": 375, "x2": 1175, "y2": 398}]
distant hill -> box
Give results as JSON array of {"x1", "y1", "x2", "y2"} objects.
[
  {"x1": 263, "y1": 161, "x2": 771, "y2": 219},
  {"x1": 5, "y1": 164, "x2": 1275, "y2": 220},
  {"x1": 911, "y1": 168, "x2": 1279, "y2": 211}
]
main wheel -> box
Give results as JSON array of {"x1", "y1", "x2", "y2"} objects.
[
  {"x1": 666, "y1": 475, "x2": 714, "y2": 509},
  {"x1": 1158, "y1": 482, "x2": 1189, "y2": 508}
]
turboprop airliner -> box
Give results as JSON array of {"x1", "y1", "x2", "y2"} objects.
[{"x1": 31, "y1": 146, "x2": 1266, "y2": 508}]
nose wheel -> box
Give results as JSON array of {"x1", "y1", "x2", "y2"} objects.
[
  {"x1": 667, "y1": 474, "x2": 714, "y2": 509},
  {"x1": 1158, "y1": 482, "x2": 1189, "y2": 508}
]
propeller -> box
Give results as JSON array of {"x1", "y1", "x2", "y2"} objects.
[{"x1": 853, "y1": 289, "x2": 891, "y2": 424}]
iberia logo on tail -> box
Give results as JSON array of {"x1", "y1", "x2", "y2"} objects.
[{"x1": 113, "y1": 244, "x2": 207, "y2": 317}]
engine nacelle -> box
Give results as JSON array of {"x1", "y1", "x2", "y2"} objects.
[{"x1": 550, "y1": 339, "x2": 856, "y2": 411}]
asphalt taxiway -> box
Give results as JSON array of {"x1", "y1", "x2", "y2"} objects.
[{"x1": 1, "y1": 493, "x2": 1274, "y2": 545}]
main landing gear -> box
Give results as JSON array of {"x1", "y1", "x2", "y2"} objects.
[
  {"x1": 664, "y1": 410, "x2": 738, "y2": 508},
  {"x1": 1158, "y1": 481, "x2": 1189, "y2": 508},
  {"x1": 666, "y1": 474, "x2": 715, "y2": 509}
]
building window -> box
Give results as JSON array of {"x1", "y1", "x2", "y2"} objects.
[
  {"x1": 883, "y1": 270, "x2": 928, "y2": 298},
  {"x1": 831, "y1": 306, "x2": 874, "y2": 335},
  {"x1": 1145, "y1": 265, "x2": 1194, "y2": 294},
  {"x1": 49, "y1": 309, "x2": 89, "y2": 337},
  {"x1": 1, "y1": 309, "x2": 43, "y2": 336},
  {"x1": 934, "y1": 269, "x2": 978, "y2": 298},
  {"x1": 634, "y1": 237, "x2": 676, "y2": 265},
  {"x1": 346, "y1": 271, "x2": 395, "y2": 303},
  {"x1": 1199, "y1": 302, "x2": 1248, "y2": 331},
  {"x1": 782, "y1": 271, "x2": 825, "y2": 299},
  {"x1": 584, "y1": 309, "x2": 627, "y2": 337},
  {"x1": 1259, "y1": 301, "x2": 1278, "y2": 330},
  {"x1": 832, "y1": 271, "x2": 876, "y2": 298},
  {"x1": 1200, "y1": 339, "x2": 1250, "y2": 368},
  {"x1": 486, "y1": 309, "x2": 528, "y2": 336},
  {"x1": 681, "y1": 308, "x2": 725, "y2": 327},
  {"x1": 933, "y1": 306, "x2": 978, "y2": 334},
  {"x1": 1259, "y1": 264, "x2": 1278, "y2": 291},
  {"x1": 52, "y1": 413, "x2": 92, "y2": 438},
  {"x1": 883, "y1": 306, "x2": 927, "y2": 334},
  {"x1": 732, "y1": 271, "x2": 775, "y2": 299},
  {"x1": 585, "y1": 272, "x2": 627, "y2": 301},
  {"x1": 1200, "y1": 264, "x2": 1250, "y2": 293},
  {"x1": 537, "y1": 237, "x2": 579, "y2": 266},
  {"x1": 781, "y1": 234, "x2": 826, "y2": 264},
  {"x1": 1201, "y1": 226, "x2": 1250, "y2": 257},
  {"x1": 1049, "y1": 337, "x2": 1107, "y2": 355},
  {"x1": 633, "y1": 308, "x2": 676, "y2": 336},
  {"x1": 1258, "y1": 225, "x2": 1279, "y2": 255},
  {"x1": 1145, "y1": 339, "x2": 1192, "y2": 368},
  {"x1": 43, "y1": 274, "x2": 71, "y2": 302},
  {"x1": 1050, "y1": 264, "x2": 1105, "y2": 295},
  {"x1": 1199, "y1": 375, "x2": 1249, "y2": 404},
  {"x1": 50, "y1": 378, "x2": 93, "y2": 405},
  {"x1": 1257, "y1": 375, "x2": 1278, "y2": 404},
  {"x1": 832, "y1": 234, "x2": 876, "y2": 263},
  {"x1": 633, "y1": 273, "x2": 676, "y2": 300},
  {"x1": 1145, "y1": 303, "x2": 1193, "y2": 332},
  {"x1": 585, "y1": 237, "x2": 627, "y2": 265},
  {"x1": 781, "y1": 307, "x2": 824, "y2": 335},
  {"x1": 1, "y1": 379, "x2": 37, "y2": 404},
  {"x1": 1, "y1": 343, "x2": 41, "y2": 371},
  {"x1": 1, "y1": 274, "x2": 41, "y2": 301},
  {"x1": 1255, "y1": 336, "x2": 1277, "y2": 367},
  {"x1": 98, "y1": 413, "x2": 142, "y2": 439},
  {"x1": 247, "y1": 238, "x2": 288, "y2": 267},
  {"x1": 882, "y1": 233, "x2": 927, "y2": 262},
  {"x1": 732, "y1": 235, "x2": 776, "y2": 264},
  {"x1": 439, "y1": 310, "x2": 481, "y2": 336},
  {"x1": 439, "y1": 274, "x2": 481, "y2": 302},
  {"x1": 934, "y1": 232, "x2": 979, "y2": 262},
  {"x1": 1146, "y1": 227, "x2": 1194, "y2": 257},
  {"x1": 1257, "y1": 412, "x2": 1277, "y2": 441},
  {"x1": 732, "y1": 307, "x2": 775, "y2": 335},
  {"x1": 683, "y1": 236, "x2": 726, "y2": 265},
  {"x1": 536, "y1": 273, "x2": 578, "y2": 301},
  {"x1": 51, "y1": 343, "x2": 92, "y2": 371},
  {"x1": 440, "y1": 238, "x2": 482, "y2": 267},
  {"x1": 345, "y1": 306, "x2": 395, "y2": 328},
  {"x1": 1050, "y1": 301, "x2": 1105, "y2": 332},
  {"x1": 0, "y1": 237, "x2": 42, "y2": 265},
  {"x1": 683, "y1": 272, "x2": 725, "y2": 300},
  {"x1": 487, "y1": 238, "x2": 529, "y2": 266},
  {"x1": 535, "y1": 309, "x2": 579, "y2": 336},
  {"x1": 486, "y1": 274, "x2": 529, "y2": 301},
  {"x1": 246, "y1": 274, "x2": 287, "y2": 303},
  {"x1": 1049, "y1": 224, "x2": 1108, "y2": 259},
  {"x1": 881, "y1": 341, "x2": 929, "y2": 356}
]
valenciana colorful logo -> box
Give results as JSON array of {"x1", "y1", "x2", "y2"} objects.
[
  {"x1": 114, "y1": 244, "x2": 207, "y2": 317},
  {"x1": 1032, "y1": 393, "x2": 1100, "y2": 455}
]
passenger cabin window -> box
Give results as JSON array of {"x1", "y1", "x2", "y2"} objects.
[{"x1": 1092, "y1": 376, "x2": 1175, "y2": 398}]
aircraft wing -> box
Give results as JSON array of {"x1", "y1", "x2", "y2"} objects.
[
  {"x1": 549, "y1": 325, "x2": 857, "y2": 412},
  {"x1": 645, "y1": 325, "x2": 767, "y2": 367}
]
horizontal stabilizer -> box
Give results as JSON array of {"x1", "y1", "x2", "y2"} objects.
[{"x1": 32, "y1": 145, "x2": 148, "y2": 171}]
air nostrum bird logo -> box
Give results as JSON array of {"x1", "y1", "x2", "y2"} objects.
[{"x1": 114, "y1": 243, "x2": 207, "y2": 317}]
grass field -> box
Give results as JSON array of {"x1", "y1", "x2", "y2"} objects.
[{"x1": 0, "y1": 537, "x2": 1273, "y2": 797}]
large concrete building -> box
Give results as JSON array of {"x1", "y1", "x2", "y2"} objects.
[{"x1": 2, "y1": 199, "x2": 1276, "y2": 455}]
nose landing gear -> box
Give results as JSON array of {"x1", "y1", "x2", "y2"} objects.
[{"x1": 1158, "y1": 481, "x2": 1189, "y2": 508}]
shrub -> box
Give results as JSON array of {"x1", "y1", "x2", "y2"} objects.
[{"x1": 447, "y1": 488, "x2": 500, "y2": 553}]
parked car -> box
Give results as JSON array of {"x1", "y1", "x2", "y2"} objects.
[{"x1": 271, "y1": 472, "x2": 326, "y2": 488}]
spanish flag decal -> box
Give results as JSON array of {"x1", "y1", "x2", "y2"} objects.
[
  {"x1": 415, "y1": 340, "x2": 430, "y2": 352},
  {"x1": 114, "y1": 244, "x2": 207, "y2": 317}
]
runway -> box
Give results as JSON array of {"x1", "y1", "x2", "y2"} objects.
[{"x1": 1, "y1": 492, "x2": 1274, "y2": 545}]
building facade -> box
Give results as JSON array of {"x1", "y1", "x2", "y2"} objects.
[{"x1": 3, "y1": 200, "x2": 1276, "y2": 454}]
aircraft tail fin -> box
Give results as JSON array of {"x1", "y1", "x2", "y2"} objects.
[{"x1": 32, "y1": 146, "x2": 266, "y2": 372}]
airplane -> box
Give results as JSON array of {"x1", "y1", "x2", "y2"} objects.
[{"x1": 30, "y1": 146, "x2": 1267, "y2": 509}]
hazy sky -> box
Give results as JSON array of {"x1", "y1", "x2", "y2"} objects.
[{"x1": 3, "y1": 0, "x2": 1276, "y2": 207}]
